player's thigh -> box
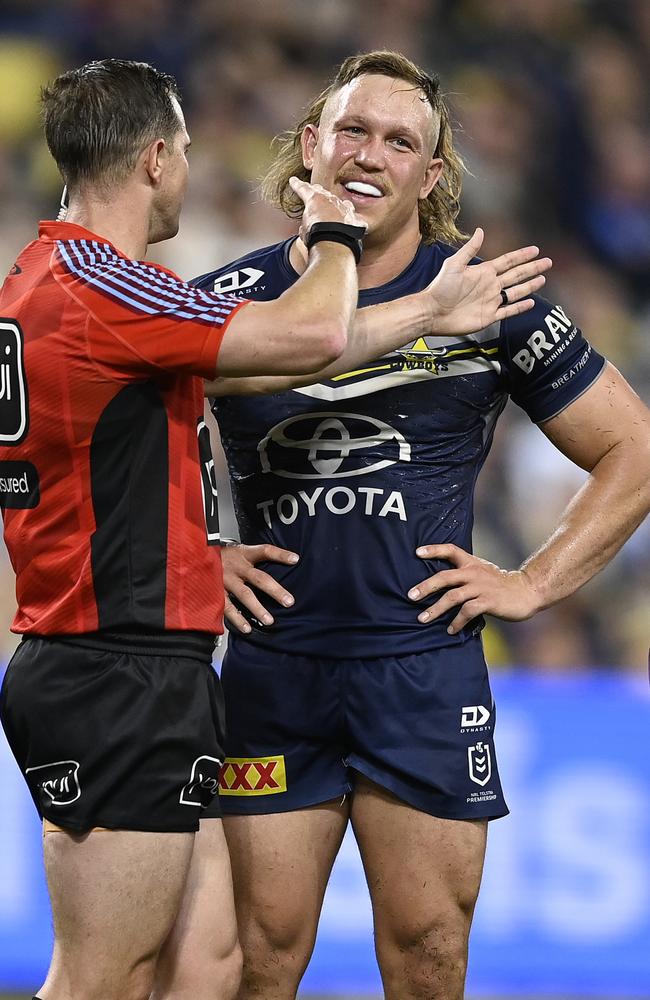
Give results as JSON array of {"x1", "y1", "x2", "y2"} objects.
[
  {"x1": 345, "y1": 641, "x2": 508, "y2": 824},
  {"x1": 152, "y1": 818, "x2": 240, "y2": 1000},
  {"x1": 351, "y1": 777, "x2": 487, "y2": 944},
  {"x1": 223, "y1": 800, "x2": 348, "y2": 956},
  {"x1": 42, "y1": 828, "x2": 193, "y2": 996},
  {"x1": 220, "y1": 637, "x2": 350, "y2": 811}
]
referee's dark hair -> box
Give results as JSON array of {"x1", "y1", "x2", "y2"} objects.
[{"x1": 41, "y1": 59, "x2": 181, "y2": 190}]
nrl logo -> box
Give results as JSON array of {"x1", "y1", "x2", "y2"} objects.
[{"x1": 468, "y1": 742, "x2": 492, "y2": 787}]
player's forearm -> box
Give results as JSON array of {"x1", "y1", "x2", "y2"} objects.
[
  {"x1": 519, "y1": 441, "x2": 650, "y2": 611},
  {"x1": 300, "y1": 290, "x2": 432, "y2": 381},
  {"x1": 205, "y1": 289, "x2": 430, "y2": 395},
  {"x1": 215, "y1": 242, "x2": 357, "y2": 377}
]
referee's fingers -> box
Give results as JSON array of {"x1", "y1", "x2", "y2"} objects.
[{"x1": 289, "y1": 175, "x2": 315, "y2": 202}]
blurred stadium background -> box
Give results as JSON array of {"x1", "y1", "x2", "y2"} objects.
[{"x1": 0, "y1": 0, "x2": 648, "y2": 997}]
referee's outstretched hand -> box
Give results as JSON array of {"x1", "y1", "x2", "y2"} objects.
[
  {"x1": 425, "y1": 228, "x2": 552, "y2": 336},
  {"x1": 289, "y1": 175, "x2": 367, "y2": 244}
]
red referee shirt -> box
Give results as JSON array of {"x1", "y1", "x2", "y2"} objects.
[{"x1": 0, "y1": 221, "x2": 247, "y2": 636}]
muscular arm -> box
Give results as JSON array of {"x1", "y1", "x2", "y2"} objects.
[
  {"x1": 520, "y1": 363, "x2": 650, "y2": 606},
  {"x1": 205, "y1": 231, "x2": 551, "y2": 397},
  {"x1": 206, "y1": 289, "x2": 431, "y2": 395},
  {"x1": 410, "y1": 364, "x2": 650, "y2": 632}
]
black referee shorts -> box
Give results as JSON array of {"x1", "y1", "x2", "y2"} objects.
[{"x1": 0, "y1": 634, "x2": 225, "y2": 833}]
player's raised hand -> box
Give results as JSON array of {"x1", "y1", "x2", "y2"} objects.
[
  {"x1": 289, "y1": 175, "x2": 367, "y2": 243},
  {"x1": 425, "y1": 228, "x2": 552, "y2": 336},
  {"x1": 407, "y1": 543, "x2": 542, "y2": 634},
  {"x1": 222, "y1": 543, "x2": 298, "y2": 634}
]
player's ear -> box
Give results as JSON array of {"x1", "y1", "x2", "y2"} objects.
[
  {"x1": 419, "y1": 157, "x2": 443, "y2": 199},
  {"x1": 301, "y1": 124, "x2": 319, "y2": 171},
  {"x1": 142, "y1": 138, "x2": 167, "y2": 186}
]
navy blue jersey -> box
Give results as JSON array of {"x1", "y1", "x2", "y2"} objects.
[{"x1": 193, "y1": 239, "x2": 605, "y2": 658}]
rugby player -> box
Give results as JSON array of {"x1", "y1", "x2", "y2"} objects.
[
  {"x1": 0, "y1": 58, "x2": 549, "y2": 1000},
  {"x1": 196, "y1": 52, "x2": 650, "y2": 1000}
]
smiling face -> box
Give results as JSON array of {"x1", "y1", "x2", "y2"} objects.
[{"x1": 301, "y1": 73, "x2": 443, "y2": 251}]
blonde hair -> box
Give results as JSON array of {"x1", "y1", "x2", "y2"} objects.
[{"x1": 260, "y1": 50, "x2": 466, "y2": 245}]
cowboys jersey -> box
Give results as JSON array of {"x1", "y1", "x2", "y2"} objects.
[{"x1": 194, "y1": 239, "x2": 605, "y2": 658}]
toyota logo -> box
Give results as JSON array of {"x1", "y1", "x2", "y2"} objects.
[{"x1": 258, "y1": 412, "x2": 411, "y2": 480}]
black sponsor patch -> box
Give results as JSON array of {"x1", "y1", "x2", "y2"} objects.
[
  {"x1": 197, "y1": 419, "x2": 220, "y2": 544},
  {"x1": 0, "y1": 461, "x2": 39, "y2": 508},
  {"x1": 0, "y1": 318, "x2": 29, "y2": 444}
]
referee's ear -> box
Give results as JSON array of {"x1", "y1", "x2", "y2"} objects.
[{"x1": 142, "y1": 137, "x2": 167, "y2": 187}]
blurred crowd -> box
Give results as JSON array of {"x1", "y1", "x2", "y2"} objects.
[{"x1": 0, "y1": 0, "x2": 647, "y2": 670}]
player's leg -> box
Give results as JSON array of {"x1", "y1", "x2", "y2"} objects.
[
  {"x1": 344, "y1": 640, "x2": 507, "y2": 999},
  {"x1": 224, "y1": 801, "x2": 348, "y2": 1000},
  {"x1": 151, "y1": 817, "x2": 242, "y2": 1000},
  {"x1": 351, "y1": 778, "x2": 487, "y2": 1000},
  {"x1": 38, "y1": 828, "x2": 194, "y2": 1000},
  {"x1": 217, "y1": 636, "x2": 352, "y2": 1000}
]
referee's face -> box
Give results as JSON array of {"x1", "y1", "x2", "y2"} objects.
[
  {"x1": 150, "y1": 97, "x2": 191, "y2": 243},
  {"x1": 301, "y1": 73, "x2": 443, "y2": 250}
]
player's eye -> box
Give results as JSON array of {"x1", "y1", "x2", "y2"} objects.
[{"x1": 391, "y1": 136, "x2": 413, "y2": 149}]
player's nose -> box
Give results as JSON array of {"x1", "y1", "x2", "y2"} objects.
[{"x1": 354, "y1": 135, "x2": 386, "y2": 170}]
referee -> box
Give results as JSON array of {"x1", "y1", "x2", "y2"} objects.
[{"x1": 0, "y1": 58, "x2": 366, "y2": 1000}]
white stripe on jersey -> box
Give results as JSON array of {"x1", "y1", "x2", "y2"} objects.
[{"x1": 57, "y1": 240, "x2": 241, "y2": 326}]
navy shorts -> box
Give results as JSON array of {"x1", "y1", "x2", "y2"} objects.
[
  {"x1": 1, "y1": 635, "x2": 225, "y2": 833},
  {"x1": 218, "y1": 634, "x2": 508, "y2": 820}
]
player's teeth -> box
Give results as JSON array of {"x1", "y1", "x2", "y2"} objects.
[{"x1": 345, "y1": 181, "x2": 382, "y2": 197}]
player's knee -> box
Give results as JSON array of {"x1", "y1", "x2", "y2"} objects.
[
  {"x1": 376, "y1": 911, "x2": 470, "y2": 999},
  {"x1": 238, "y1": 913, "x2": 313, "y2": 989},
  {"x1": 240, "y1": 909, "x2": 312, "y2": 961}
]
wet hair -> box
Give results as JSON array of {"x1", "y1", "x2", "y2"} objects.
[
  {"x1": 260, "y1": 50, "x2": 466, "y2": 244},
  {"x1": 41, "y1": 58, "x2": 181, "y2": 189}
]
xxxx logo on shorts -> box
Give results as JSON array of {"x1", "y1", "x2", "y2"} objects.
[{"x1": 219, "y1": 755, "x2": 287, "y2": 796}]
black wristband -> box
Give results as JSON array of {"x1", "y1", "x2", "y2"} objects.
[{"x1": 305, "y1": 222, "x2": 366, "y2": 264}]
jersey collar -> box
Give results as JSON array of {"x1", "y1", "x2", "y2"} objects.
[{"x1": 38, "y1": 220, "x2": 118, "y2": 245}]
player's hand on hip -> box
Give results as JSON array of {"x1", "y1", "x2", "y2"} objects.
[
  {"x1": 222, "y1": 543, "x2": 298, "y2": 634},
  {"x1": 425, "y1": 228, "x2": 552, "y2": 335},
  {"x1": 289, "y1": 175, "x2": 367, "y2": 241},
  {"x1": 407, "y1": 543, "x2": 542, "y2": 634}
]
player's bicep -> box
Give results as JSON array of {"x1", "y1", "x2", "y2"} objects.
[
  {"x1": 540, "y1": 362, "x2": 650, "y2": 471},
  {"x1": 500, "y1": 296, "x2": 606, "y2": 425}
]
